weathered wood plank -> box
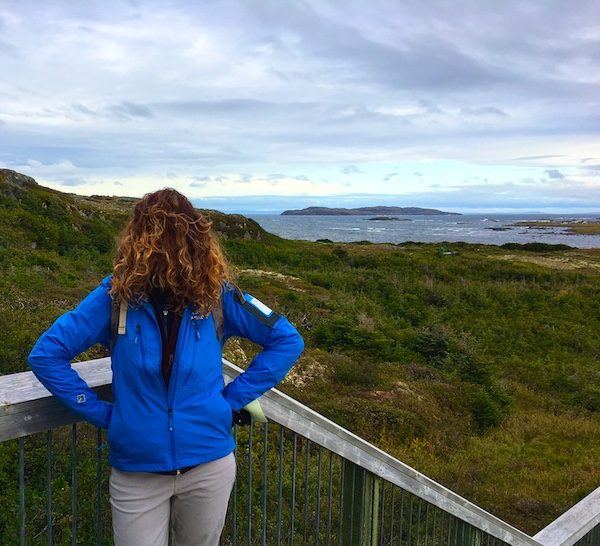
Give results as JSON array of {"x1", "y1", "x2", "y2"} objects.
[
  {"x1": 0, "y1": 357, "x2": 112, "y2": 411},
  {"x1": 0, "y1": 385, "x2": 113, "y2": 440},
  {"x1": 534, "y1": 486, "x2": 600, "y2": 546}
]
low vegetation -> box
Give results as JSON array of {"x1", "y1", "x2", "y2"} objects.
[
  {"x1": 510, "y1": 219, "x2": 600, "y2": 235},
  {"x1": 1, "y1": 171, "x2": 598, "y2": 537}
]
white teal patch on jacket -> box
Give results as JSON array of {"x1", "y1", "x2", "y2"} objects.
[{"x1": 244, "y1": 293, "x2": 273, "y2": 316}]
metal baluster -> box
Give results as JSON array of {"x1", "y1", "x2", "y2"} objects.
[
  {"x1": 326, "y1": 451, "x2": 333, "y2": 546},
  {"x1": 416, "y1": 498, "x2": 422, "y2": 546},
  {"x1": 276, "y1": 425, "x2": 285, "y2": 546},
  {"x1": 378, "y1": 479, "x2": 385, "y2": 546},
  {"x1": 431, "y1": 507, "x2": 437, "y2": 546},
  {"x1": 315, "y1": 445, "x2": 323, "y2": 546},
  {"x1": 96, "y1": 428, "x2": 103, "y2": 545},
  {"x1": 453, "y1": 516, "x2": 458, "y2": 546},
  {"x1": 248, "y1": 421, "x2": 253, "y2": 546},
  {"x1": 47, "y1": 430, "x2": 52, "y2": 546},
  {"x1": 398, "y1": 490, "x2": 405, "y2": 545},
  {"x1": 303, "y1": 439, "x2": 310, "y2": 545},
  {"x1": 232, "y1": 424, "x2": 238, "y2": 546},
  {"x1": 369, "y1": 475, "x2": 375, "y2": 546},
  {"x1": 389, "y1": 487, "x2": 395, "y2": 546},
  {"x1": 358, "y1": 468, "x2": 366, "y2": 546},
  {"x1": 71, "y1": 423, "x2": 77, "y2": 546},
  {"x1": 408, "y1": 494, "x2": 414, "y2": 546},
  {"x1": 438, "y1": 511, "x2": 445, "y2": 546},
  {"x1": 290, "y1": 432, "x2": 297, "y2": 546},
  {"x1": 349, "y1": 463, "x2": 356, "y2": 543},
  {"x1": 442, "y1": 517, "x2": 449, "y2": 546},
  {"x1": 424, "y1": 502, "x2": 430, "y2": 546},
  {"x1": 338, "y1": 459, "x2": 345, "y2": 546},
  {"x1": 261, "y1": 421, "x2": 268, "y2": 546},
  {"x1": 19, "y1": 436, "x2": 25, "y2": 546}
]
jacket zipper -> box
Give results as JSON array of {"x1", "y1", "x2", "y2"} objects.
[
  {"x1": 142, "y1": 302, "x2": 192, "y2": 473},
  {"x1": 140, "y1": 301, "x2": 185, "y2": 471},
  {"x1": 136, "y1": 321, "x2": 174, "y2": 467}
]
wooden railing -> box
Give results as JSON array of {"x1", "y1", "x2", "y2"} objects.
[{"x1": 0, "y1": 357, "x2": 598, "y2": 545}]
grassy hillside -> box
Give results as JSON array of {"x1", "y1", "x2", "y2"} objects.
[{"x1": 1, "y1": 170, "x2": 598, "y2": 535}]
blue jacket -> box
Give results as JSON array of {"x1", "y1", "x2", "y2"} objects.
[{"x1": 27, "y1": 274, "x2": 305, "y2": 471}]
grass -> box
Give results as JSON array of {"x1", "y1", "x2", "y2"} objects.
[
  {"x1": 1, "y1": 173, "x2": 599, "y2": 537},
  {"x1": 223, "y1": 238, "x2": 600, "y2": 533}
]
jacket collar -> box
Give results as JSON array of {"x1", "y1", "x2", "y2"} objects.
[{"x1": 140, "y1": 297, "x2": 191, "y2": 327}]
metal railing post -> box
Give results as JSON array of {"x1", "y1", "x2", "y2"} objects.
[{"x1": 341, "y1": 461, "x2": 380, "y2": 545}]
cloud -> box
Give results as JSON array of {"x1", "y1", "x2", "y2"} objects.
[
  {"x1": 0, "y1": 1, "x2": 598, "y2": 210},
  {"x1": 459, "y1": 106, "x2": 508, "y2": 118},
  {"x1": 188, "y1": 176, "x2": 600, "y2": 213},
  {"x1": 341, "y1": 165, "x2": 363, "y2": 175},
  {"x1": 10, "y1": 159, "x2": 90, "y2": 186},
  {"x1": 71, "y1": 103, "x2": 97, "y2": 116},
  {"x1": 545, "y1": 169, "x2": 565, "y2": 180},
  {"x1": 514, "y1": 155, "x2": 565, "y2": 161},
  {"x1": 108, "y1": 101, "x2": 153, "y2": 120}
]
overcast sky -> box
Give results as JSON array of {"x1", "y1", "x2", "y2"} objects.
[{"x1": 1, "y1": 0, "x2": 599, "y2": 213}]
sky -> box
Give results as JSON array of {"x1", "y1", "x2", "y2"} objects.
[{"x1": 1, "y1": 0, "x2": 599, "y2": 214}]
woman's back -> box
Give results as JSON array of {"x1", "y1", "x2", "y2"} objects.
[{"x1": 26, "y1": 187, "x2": 305, "y2": 545}]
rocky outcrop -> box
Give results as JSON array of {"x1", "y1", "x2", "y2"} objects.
[
  {"x1": 0, "y1": 169, "x2": 39, "y2": 189},
  {"x1": 202, "y1": 210, "x2": 267, "y2": 241},
  {"x1": 0, "y1": 169, "x2": 271, "y2": 242}
]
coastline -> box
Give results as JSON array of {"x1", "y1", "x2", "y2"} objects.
[{"x1": 247, "y1": 212, "x2": 600, "y2": 250}]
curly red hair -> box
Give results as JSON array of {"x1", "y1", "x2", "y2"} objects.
[{"x1": 108, "y1": 187, "x2": 233, "y2": 315}]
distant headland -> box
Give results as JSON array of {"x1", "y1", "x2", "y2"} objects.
[{"x1": 281, "y1": 206, "x2": 461, "y2": 216}]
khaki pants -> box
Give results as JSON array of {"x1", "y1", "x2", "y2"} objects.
[{"x1": 109, "y1": 452, "x2": 236, "y2": 546}]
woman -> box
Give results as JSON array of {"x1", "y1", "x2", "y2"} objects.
[{"x1": 27, "y1": 188, "x2": 305, "y2": 545}]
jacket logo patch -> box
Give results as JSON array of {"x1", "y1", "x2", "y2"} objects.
[
  {"x1": 245, "y1": 294, "x2": 273, "y2": 316},
  {"x1": 76, "y1": 393, "x2": 86, "y2": 404}
]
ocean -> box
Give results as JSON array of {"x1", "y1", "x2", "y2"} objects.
[{"x1": 245, "y1": 213, "x2": 600, "y2": 249}]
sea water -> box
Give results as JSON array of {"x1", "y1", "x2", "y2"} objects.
[{"x1": 245, "y1": 213, "x2": 600, "y2": 249}]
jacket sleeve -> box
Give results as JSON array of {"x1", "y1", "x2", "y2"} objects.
[
  {"x1": 26, "y1": 275, "x2": 114, "y2": 429},
  {"x1": 220, "y1": 281, "x2": 305, "y2": 411}
]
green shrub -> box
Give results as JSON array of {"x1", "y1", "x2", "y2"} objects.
[
  {"x1": 412, "y1": 323, "x2": 451, "y2": 364},
  {"x1": 313, "y1": 317, "x2": 400, "y2": 361},
  {"x1": 500, "y1": 242, "x2": 573, "y2": 252},
  {"x1": 572, "y1": 386, "x2": 600, "y2": 412},
  {"x1": 329, "y1": 353, "x2": 381, "y2": 388},
  {"x1": 469, "y1": 386, "x2": 504, "y2": 431}
]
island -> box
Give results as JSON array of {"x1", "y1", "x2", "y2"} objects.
[
  {"x1": 509, "y1": 219, "x2": 600, "y2": 235},
  {"x1": 367, "y1": 216, "x2": 412, "y2": 221},
  {"x1": 281, "y1": 206, "x2": 460, "y2": 216}
]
